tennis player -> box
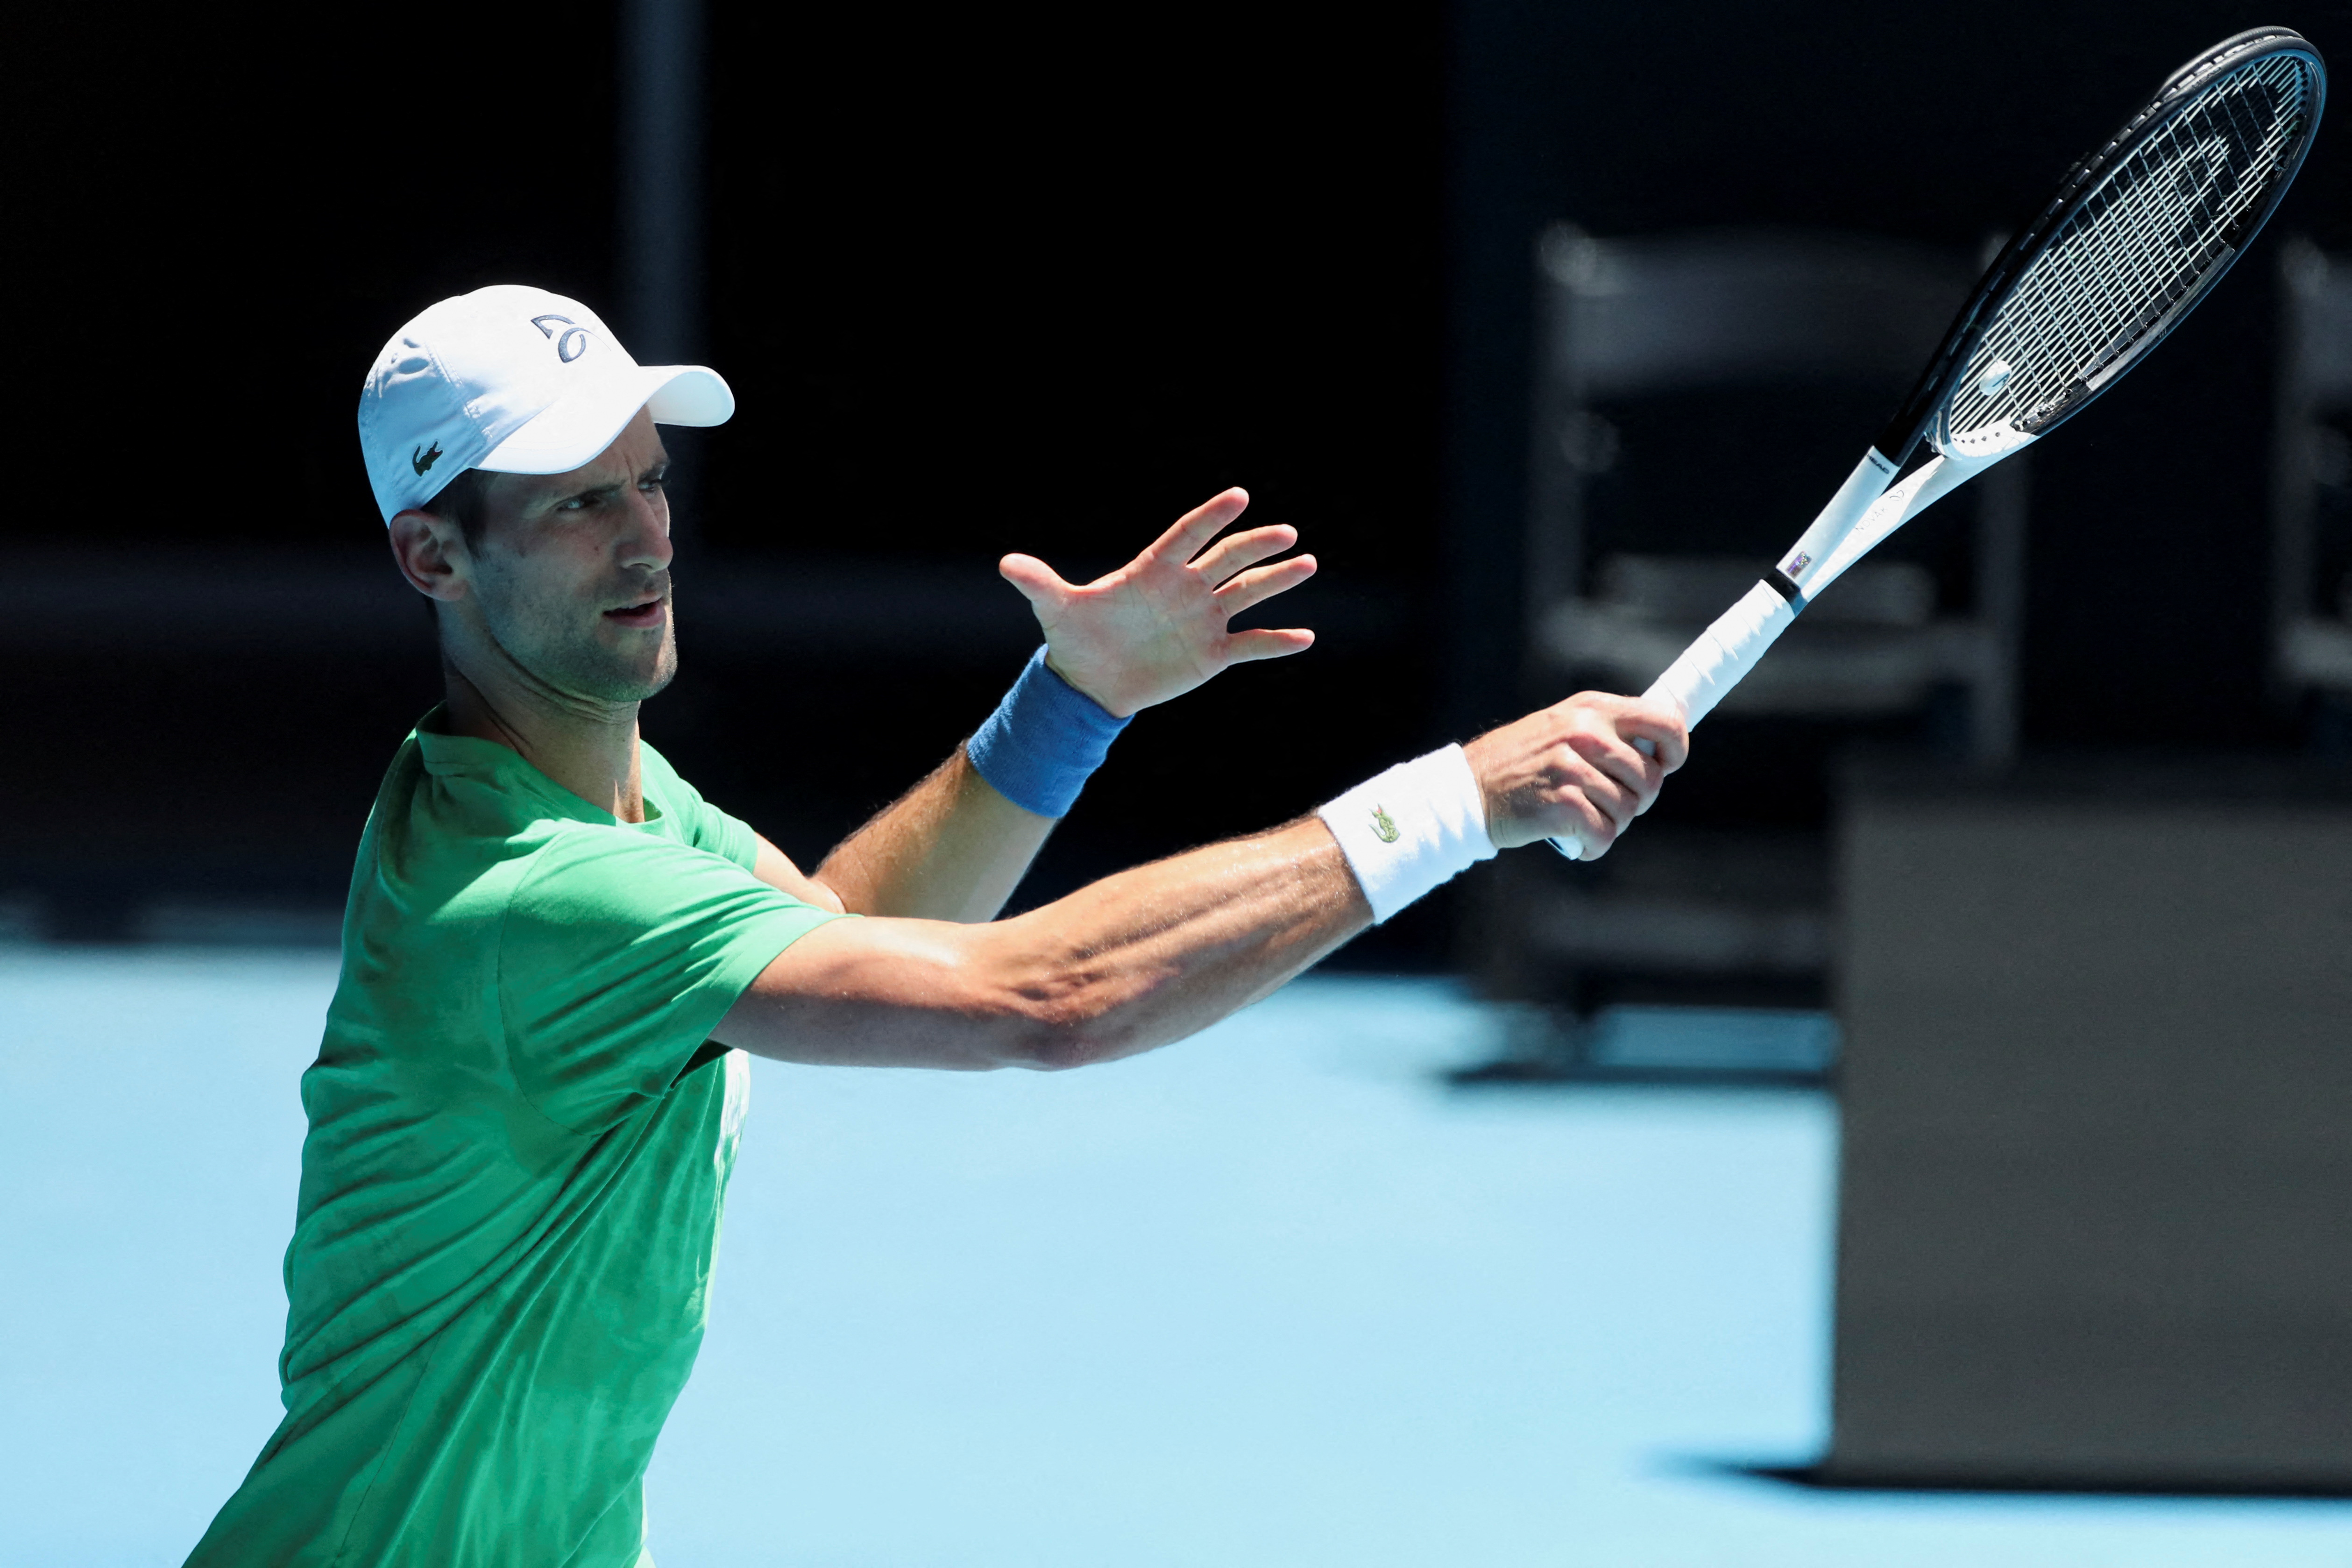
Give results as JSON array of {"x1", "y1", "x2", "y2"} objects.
[{"x1": 184, "y1": 284, "x2": 1686, "y2": 1566}]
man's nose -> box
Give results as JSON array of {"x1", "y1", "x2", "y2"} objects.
[{"x1": 618, "y1": 484, "x2": 673, "y2": 572}]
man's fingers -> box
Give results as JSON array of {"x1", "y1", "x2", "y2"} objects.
[
  {"x1": 1567, "y1": 729, "x2": 1662, "y2": 810},
  {"x1": 1144, "y1": 488, "x2": 1250, "y2": 568},
  {"x1": 1584, "y1": 784, "x2": 1640, "y2": 835},
  {"x1": 1211, "y1": 555, "x2": 1316, "y2": 617},
  {"x1": 1615, "y1": 702, "x2": 1690, "y2": 773},
  {"x1": 1556, "y1": 780, "x2": 1622, "y2": 851},
  {"x1": 1225, "y1": 627, "x2": 1315, "y2": 663},
  {"x1": 998, "y1": 554, "x2": 1074, "y2": 618},
  {"x1": 1190, "y1": 523, "x2": 1297, "y2": 583}
]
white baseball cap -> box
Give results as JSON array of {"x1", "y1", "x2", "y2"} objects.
[{"x1": 356, "y1": 283, "x2": 734, "y2": 524}]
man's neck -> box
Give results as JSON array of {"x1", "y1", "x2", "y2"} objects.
[{"x1": 440, "y1": 661, "x2": 648, "y2": 823}]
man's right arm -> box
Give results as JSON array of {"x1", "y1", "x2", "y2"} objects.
[{"x1": 711, "y1": 692, "x2": 1687, "y2": 1072}]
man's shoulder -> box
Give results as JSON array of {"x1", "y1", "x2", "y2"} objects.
[
  {"x1": 516, "y1": 814, "x2": 713, "y2": 879},
  {"x1": 353, "y1": 727, "x2": 605, "y2": 940},
  {"x1": 351, "y1": 724, "x2": 771, "y2": 949}
]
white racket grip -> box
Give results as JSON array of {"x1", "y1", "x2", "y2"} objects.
[
  {"x1": 1549, "y1": 580, "x2": 1794, "y2": 860},
  {"x1": 1645, "y1": 578, "x2": 1798, "y2": 727}
]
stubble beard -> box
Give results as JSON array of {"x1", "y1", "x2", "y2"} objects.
[{"x1": 480, "y1": 578, "x2": 680, "y2": 709}]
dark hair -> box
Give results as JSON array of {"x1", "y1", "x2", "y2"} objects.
[{"x1": 423, "y1": 467, "x2": 495, "y2": 553}]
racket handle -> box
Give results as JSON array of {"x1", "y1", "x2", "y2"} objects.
[
  {"x1": 1644, "y1": 578, "x2": 1799, "y2": 726},
  {"x1": 1550, "y1": 580, "x2": 1796, "y2": 860}
]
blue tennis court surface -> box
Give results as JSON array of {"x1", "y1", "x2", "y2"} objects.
[{"x1": 5, "y1": 947, "x2": 2347, "y2": 1566}]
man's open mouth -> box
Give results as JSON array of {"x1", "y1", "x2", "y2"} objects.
[{"x1": 604, "y1": 597, "x2": 666, "y2": 629}]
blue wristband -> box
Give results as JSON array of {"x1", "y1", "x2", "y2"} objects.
[{"x1": 965, "y1": 647, "x2": 1133, "y2": 818}]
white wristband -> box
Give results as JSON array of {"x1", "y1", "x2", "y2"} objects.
[{"x1": 1317, "y1": 744, "x2": 1497, "y2": 924}]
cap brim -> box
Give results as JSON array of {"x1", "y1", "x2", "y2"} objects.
[{"x1": 477, "y1": 365, "x2": 735, "y2": 475}]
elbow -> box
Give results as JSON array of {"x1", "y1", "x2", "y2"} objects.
[
  {"x1": 1003, "y1": 988, "x2": 1133, "y2": 1072},
  {"x1": 960, "y1": 927, "x2": 1143, "y2": 1071}
]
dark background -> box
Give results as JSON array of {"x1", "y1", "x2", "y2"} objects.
[{"x1": 7, "y1": 0, "x2": 2347, "y2": 955}]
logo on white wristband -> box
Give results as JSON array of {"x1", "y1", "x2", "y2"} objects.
[{"x1": 1318, "y1": 745, "x2": 1497, "y2": 925}]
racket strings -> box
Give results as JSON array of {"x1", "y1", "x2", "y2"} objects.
[
  {"x1": 1942, "y1": 53, "x2": 2319, "y2": 444},
  {"x1": 2005, "y1": 66, "x2": 2301, "y2": 395}
]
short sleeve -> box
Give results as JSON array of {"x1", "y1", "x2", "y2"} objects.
[{"x1": 497, "y1": 825, "x2": 841, "y2": 1134}]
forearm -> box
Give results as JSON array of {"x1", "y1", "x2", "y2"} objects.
[
  {"x1": 814, "y1": 747, "x2": 1055, "y2": 921},
  {"x1": 985, "y1": 816, "x2": 1368, "y2": 1065},
  {"x1": 718, "y1": 817, "x2": 1369, "y2": 1070}
]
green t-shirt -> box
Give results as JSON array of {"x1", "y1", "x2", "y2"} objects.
[{"x1": 188, "y1": 716, "x2": 841, "y2": 1568}]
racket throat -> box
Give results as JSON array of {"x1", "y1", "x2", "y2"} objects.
[{"x1": 1773, "y1": 447, "x2": 1901, "y2": 600}]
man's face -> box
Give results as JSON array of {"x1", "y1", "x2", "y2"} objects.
[{"x1": 463, "y1": 408, "x2": 678, "y2": 705}]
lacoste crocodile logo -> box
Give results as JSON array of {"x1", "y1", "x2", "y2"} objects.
[
  {"x1": 1371, "y1": 805, "x2": 1400, "y2": 844},
  {"x1": 411, "y1": 442, "x2": 442, "y2": 477}
]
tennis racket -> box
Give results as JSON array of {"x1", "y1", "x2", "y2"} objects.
[{"x1": 1556, "y1": 25, "x2": 2327, "y2": 859}]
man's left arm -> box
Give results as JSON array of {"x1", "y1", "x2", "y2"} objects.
[
  {"x1": 753, "y1": 748, "x2": 1039, "y2": 922},
  {"x1": 765, "y1": 488, "x2": 1315, "y2": 921}
]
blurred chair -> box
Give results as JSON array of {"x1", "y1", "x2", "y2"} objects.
[
  {"x1": 1472, "y1": 226, "x2": 2026, "y2": 1043},
  {"x1": 2271, "y1": 239, "x2": 2352, "y2": 721}
]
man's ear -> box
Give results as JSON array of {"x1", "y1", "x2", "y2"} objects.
[{"x1": 389, "y1": 510, "x2": 468, "y2": 605}]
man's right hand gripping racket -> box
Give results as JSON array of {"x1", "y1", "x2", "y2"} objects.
[{"x1": 1556, "y1": 26, "x2": 2328, "y2": 859}]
